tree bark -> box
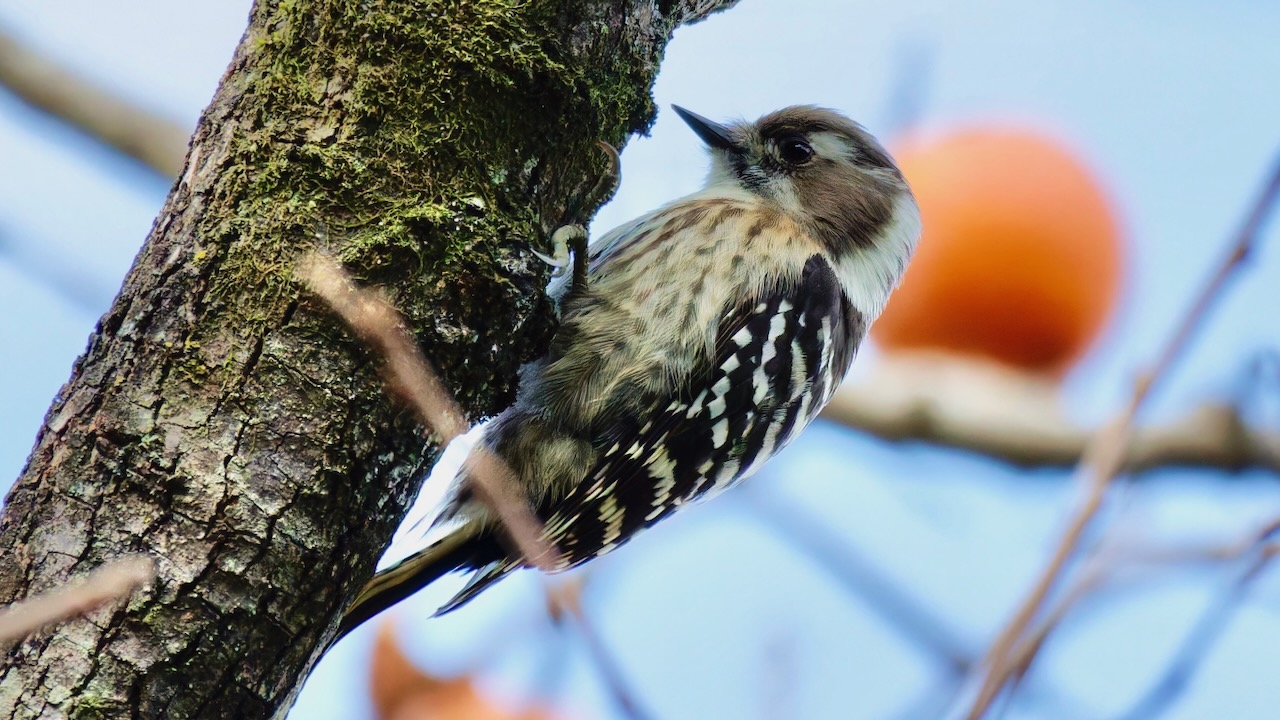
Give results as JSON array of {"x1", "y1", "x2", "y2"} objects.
[{"x1": 0, "y1": 1, "x2": 736, "y2": 717}]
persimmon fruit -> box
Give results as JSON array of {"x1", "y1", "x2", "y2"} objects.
[{"x1": 874, "y1": 127, "x2": 1124, "y2": 375}]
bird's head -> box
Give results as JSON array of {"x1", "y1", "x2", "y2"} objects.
[{"x1": 673, "y1": 104, "x2": 919, "y2": 257}]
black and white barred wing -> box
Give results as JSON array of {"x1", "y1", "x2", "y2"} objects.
[{"x1": 440, "y1": 255, "x2": 863, "y2": 612}]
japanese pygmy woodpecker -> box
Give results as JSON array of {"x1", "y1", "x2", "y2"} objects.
[{"x1": 334, "y1": 104, "x2": 921, "y2": 640}]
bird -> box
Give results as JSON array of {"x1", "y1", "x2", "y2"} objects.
[{"x1": 333, "y1": 104, "x2": 921, "y2": 642}]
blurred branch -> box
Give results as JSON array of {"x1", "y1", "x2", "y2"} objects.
[
  {"x1": 823, "y1": 364, "x2": 1280, "y2": 476},
  {"x1": 744, "y1": 484, "x2": 1088, "y2": 720},
  {"x1": 301, "y1": 253, "x2": 654, "y2": 720},
  {"x1": 0, "y1": 226, "x2": 115, "y2": 312},
  {"x1": 881, "y1": 33, "x2": 935, "y2": 134},
  {"x1": 1006, "y1": 519, "x2": 1280, "y2": 699},
  {"x1": 299, "y1": 253, "x2": 546, "y2": 560},
  {"x1": 964, "y1": 152, "x2": 1280, "y2": 719},
  {"x1": 760, "y1": 631, "x2": 798, "y2": 720},
  {"x1": 1114, "y1": 529, "x2": 1280, "y2": 720},
  {"x1": 0, "y1": 556, "x2": 154, "y2": 647},
  {"x1": 0, "y1": 26, "x2": 188, "y2": 178},
  {"x1": 740, "y1": 485, "x2": 972, "y2": 675},
  {"x1": 542, "y1": 579, "x2": 651, "y2": 720}
]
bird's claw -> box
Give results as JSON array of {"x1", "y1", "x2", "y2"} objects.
[
  {"x1": 587, "y1": 140, "x2": 621, "y2": 210},
  {"x1": 532, "y1": 240, "x2": 571, "y2": 276},
  {"x1": 534, "y1": 224, "x2": 587, "y2": 278},
  {"x1": 537, "y1": 140, "x2": 619, "y2": 290}
]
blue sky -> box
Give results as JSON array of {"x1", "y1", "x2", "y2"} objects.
[{"x1": 2, "y1": 2, "x2": 1279, "y2": 719}]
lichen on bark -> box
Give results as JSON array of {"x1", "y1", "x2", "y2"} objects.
[{"x1": 0, "y1": 1, "x2": 737, "y2": 718}]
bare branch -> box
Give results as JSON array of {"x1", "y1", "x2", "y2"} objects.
[
  {"x1": 995, "y1": 518, "x2": 1280, "y2": 720},
  {"x1": 1114, "y1": 538, "x2": 1279, "y2": 720},
  {"x1": 297, "y1": 254, "x2": 553, "y2": 567},
  {"x1": 964, "y1": 152, "x2": 1280, "y2": 719},
  {"x1": 740, "y1": 484, "x2": 972, "y2": 675},
  {"x1": 543, "y1": 580, "x2": 653, "y2": 720},
  {"x1": 300, "y1": 252, "x2": 653, "y2": 720},
  {"x1": 0, "y1": 556, "x2": 155, "y2": 647},
  {"x1": 0, "y1": 26, "x2": 188, "y2": 178},
  {"x1": 823, "y1": 358, "x2": 1280, "y2": 476}
]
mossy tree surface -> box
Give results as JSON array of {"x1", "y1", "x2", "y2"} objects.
[{"x1": 0, "y1": 1, "x2": 737, "y2": 717}]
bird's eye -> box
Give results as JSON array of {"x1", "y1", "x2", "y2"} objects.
[{"x1": 779, "y1": 137, "x2": 814, "y2": 165}]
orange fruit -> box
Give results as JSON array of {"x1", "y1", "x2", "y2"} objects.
[
  {"x1": 370, "y1": 621, "x2": 560, "y2": 720},
  {"x1": 874, "y1": 127, "x2": 1124, "y2": 375}
]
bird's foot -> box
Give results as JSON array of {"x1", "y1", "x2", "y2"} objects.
[
  {"x1": 532, "y1": 224, "x2": 587, "y2": 281},
  {"x1": 529, "y1": 224, "x2": 588, "y2": 285},
  {"x1": 535, "y1": 140, "x2": 621, "y2": 295}
]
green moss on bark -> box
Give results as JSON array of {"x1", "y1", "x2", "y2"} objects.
[
  {"x1": 200, "y1": 1, "x2": 661, "y2": 352},
  {"x1": 0, "y1": 1, "x2": 737, "y2": 716}
]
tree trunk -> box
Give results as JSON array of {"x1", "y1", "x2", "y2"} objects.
[{"x1": 0, "y1": 1, "x2": 736, "y2": 717}]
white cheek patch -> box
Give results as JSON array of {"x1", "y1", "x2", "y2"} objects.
[
  {"x1": 806, "y1": 131, "x2": 854, "y2": 160},
  {"x1": 832, "y1": 193, "x2": 922, "y2": 320}
]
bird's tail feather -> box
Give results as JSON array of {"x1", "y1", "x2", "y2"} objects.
[
  {"x1": 434, "y1": 559, "x2": 518, "y2": 616},
  {"x1": 331, "y1": 522, "x2": 484, "y2": 645}
]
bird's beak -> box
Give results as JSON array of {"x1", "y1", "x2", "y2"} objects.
[{"x1": 672, "y1": 105, "x2": 741, "y2": 153}]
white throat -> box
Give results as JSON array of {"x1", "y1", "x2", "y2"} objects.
[{"x1": 831, "y1": 193, "x2": 921, "y2": 320}]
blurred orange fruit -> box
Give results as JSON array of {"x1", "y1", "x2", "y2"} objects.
[
  {"x1": 370, "y1": 622, "x2": 561, "y2": 720},
  {"x1": 873, "y1": 127, "x2": 1124, "y2": 375}
]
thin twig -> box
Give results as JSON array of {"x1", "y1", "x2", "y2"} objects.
[
  {"x1": 1113, "y1": 538, "x2": 1280, "y2": 720},
  {"x1": 743, "y1": 484, "x2": 1090, "y2": 720},
  {"x1": 740, "y1": 484, "x2": 972, "y2": 675},
  {"x1": 0, "y1": 26, "x2": 189, "y2": 178},
  {"x1": 997, "y1": 517, "x2": 1280, "y2": 698},
  {"x1": 965, "y1": 154, "x2": 1280, "y2": 719},
  {"x1": 546, "y1": 581, "x2": 652, "y2": 720},
  {"x1": 881, "y1": 33, "x2": 935, "y2": 134},
  {"x1": 760, "y1": 631, "x2": 797, "y2": 720},
  {"x1": 1000, "y1": 556, "x2": 1113, "y2": 695},
  {"x1": 300, "y1": 253, "x2": 654, "y2": 720},
  {"x1": 0, "y1": 556, "x2": 155, "y2": 646},
  {"x1": 541, "y1": 576, "x2": 653, "y2": 720},
  {"x1": 297, "y1": 254, "x2": 550, "y2": 566}
]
